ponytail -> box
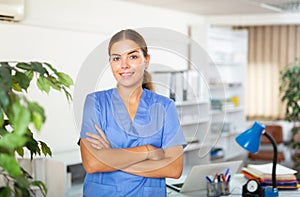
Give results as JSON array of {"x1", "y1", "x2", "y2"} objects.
[{"x1": 142, "y1": 70, "x2": 154, "y2": 91}]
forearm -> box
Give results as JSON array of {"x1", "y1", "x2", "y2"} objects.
[
  {"x1": 80, "y1": 139, "x2": 148, "y2": 173},
  {"x1": 122, "y1": 155, "x2": 183, "y2": 178},
  {"x1": 122, "y1": 146, "x2": 184, "y2": 178}
]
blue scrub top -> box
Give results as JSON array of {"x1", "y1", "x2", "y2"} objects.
[{"x1": 80, "y1": 88, "x2": 186, "y2": 197}]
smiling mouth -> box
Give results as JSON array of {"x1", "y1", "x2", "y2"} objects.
[{"x1": 120, "y1": 72, "x2": 134, "y2": 77}]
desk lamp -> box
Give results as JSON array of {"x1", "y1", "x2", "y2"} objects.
[{"x1": 235, "y1": 121, "x2": 278, "y2": 197}]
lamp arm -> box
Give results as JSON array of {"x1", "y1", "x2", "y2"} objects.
[{"x1": 263, "y1": 131, "x2": 278, "y2": 189}]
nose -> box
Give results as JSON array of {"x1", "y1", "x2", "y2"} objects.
[{"x1": 120, "y1": 57, "x2": 129, "y2": 69}]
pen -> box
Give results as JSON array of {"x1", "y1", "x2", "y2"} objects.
[
  {"x1": 206, "y1": 176, "x2": 213, "y2": 183},
  {"x1": 227, "y1": 174, "x2": 231, "y2": 182},
  {"x1": 221, "y1": 173, "x2": 227, "y2": 183},
  {"x1": 225, "y1": 168, "x2": 230, "y2": 177},
  {"x1": 213, "y1": 173, "x2": 218, "y2": 182}
]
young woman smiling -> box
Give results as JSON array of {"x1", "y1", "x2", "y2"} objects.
[{"x1": 79, "y1": 29, "x2": 186, "y2": 197}]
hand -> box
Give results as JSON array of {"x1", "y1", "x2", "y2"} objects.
[
  {"x1": 146, "y1": 145, "x2": 165, "y2": 161},
  {"x1": 86, "y1": 124, "x2": 111, "y2": 150}
]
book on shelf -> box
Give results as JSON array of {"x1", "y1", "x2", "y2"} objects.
[{"x1": 241, "y1": 163, "x2": 298, "y2": 190}]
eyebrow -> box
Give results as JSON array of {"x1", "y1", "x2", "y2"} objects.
[{"x1": 111, "y1": 49, "x2": 140, "y2": 56}]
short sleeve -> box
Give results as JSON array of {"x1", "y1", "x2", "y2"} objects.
[
  {"x1": 80, "y1": 93, "x2": 101, "y2": 139},
  {"x1": 161, "y1": 101, "x2": 186, "y2": 149}
]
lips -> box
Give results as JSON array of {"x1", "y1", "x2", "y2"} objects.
[{"x1": 120, "y1": 72, "x2": 134, "y2": 77}]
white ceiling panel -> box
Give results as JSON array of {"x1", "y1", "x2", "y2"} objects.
[{"x1": 116, "y1": 0, "x2": 300, "y2": 15}]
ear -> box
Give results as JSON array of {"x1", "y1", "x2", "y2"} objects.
[{"x1": 145, "y1": 54, "x2": 150, "y2": 69}]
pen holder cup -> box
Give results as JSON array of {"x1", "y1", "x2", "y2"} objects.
[{"x1": 206, "y1": 181, "x2": 230, "y2": 197}]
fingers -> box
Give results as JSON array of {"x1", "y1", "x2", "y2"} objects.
[
  {"x1": 85, "y1": 125, "x2": 111, "y2": 150},
  {"x1": 86, "y1": 135, "x2": 107, "y2": 148},
  {"x1": 90, "y1": 142, "x2": 103, "y2": 150},
  {"x1": 94, "y1": 124, "x2": 109, "y2": 144}
]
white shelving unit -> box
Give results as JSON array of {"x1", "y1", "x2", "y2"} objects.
[
  {"x1": 151, "y1": 26, "x2": 249, "y2": 165},
  {"x1": 151, "y1": 69, "x2": 212, "y2": 166},
  {"x1": 207, "y1": 26, "x2": 248, "y2": 162},
  {"x1": 176, "y1": 100, "x2": 211, "y2": 165}
]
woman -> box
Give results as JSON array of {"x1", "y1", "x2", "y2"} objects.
[{"x1": 79, "y1": 29, "x2": 186, "y2": 197}]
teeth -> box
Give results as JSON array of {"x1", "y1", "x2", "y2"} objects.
[{"x1": 121, "y1": 72, "x2": 133, "y2": 77}]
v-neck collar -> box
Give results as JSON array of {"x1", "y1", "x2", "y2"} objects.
[
  {"x1": 112, "y1": 88, "x2": 144, "y2": 122},
  {"x1": 111, "y1": 88, "x2": 143, "y2": 136},
  {"x1": 111, "y1": 88, "x2": 165, "y2": 137}
]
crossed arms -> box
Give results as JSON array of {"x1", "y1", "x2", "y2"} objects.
[{"x1": 80, "y1": 125, "x2": 184, "y2": 179}]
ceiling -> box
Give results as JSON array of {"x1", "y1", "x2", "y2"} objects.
[{"x1": 117, "y1": 0, "x2": 300, "y2": 15}]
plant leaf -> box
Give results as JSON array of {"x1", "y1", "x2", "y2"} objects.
[
  {"x1": 0, "y1": 87, "x2": 9, "y2": 109},
  {"x1": 40, "y1": 141, "x2": 52, "y2": 157},
  {"x1": 36, "y1": 76, "x2": 50, "y2": 93},
  {"x1": 45, "y1": 76, "x2": 61, "y2": 91},
  {"x1": 0, "y1": 111, "x2": 3, "y2": 127},
  {"x1": 14, "y1": 175, "x2": 30, "y2": 189},
  {"x1": 57, "y1": 72, "x2": 74, "y2": 87},
  {"x1": 30, "y1": 62, "x2": 47, "y2": 75},
  {"x1": 16, "y1": 62, "x2": 32, "y2": 71},
  {"x1": 31, "y1": 180, "x2": 47, "y2": 196},
  {"x1": 0, "y1": 153, "x2": 22, "y2": 177},
  {"x1": 11, "y1": 78, "x2": 23, "y2": 92},
  {"x1": 0, "y1": 133, "x2": 28, "y2": 149},
  {"x1": 11, "y1": 102, "x2": 31, "y2": 135},
  {"x1": 16, "y1": 147, "x2": 24, "y2": 157},
  {"x1": 24, "y1": 70, "x2": 33, "y2": 81},
  {"x1": 0, "y1": 186, "x2": 11, "y2": 197},
  {"x1": 62, "y1": 86, "x2": 73, "y2": 101},
  {"x1": 32, "y1": 112, "x2": 43, "y2": 131},
  {"x1": 28, "y1": 102, "x2": 45, "y2": 131},
  {"x1": 0, "y1": 63, "x2": 12, "y2": 88},
  {"x1": 24, "y1": 130, "x2": 40, "y2": 159},
  {"x1": 15, "y1": 71, "x2": 30, "y2": 91},
  {"x1": 44, "y1": 62, "x2": 58, "y2": 75}
]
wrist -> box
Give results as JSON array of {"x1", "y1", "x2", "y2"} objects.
[{"x1": 145, "y1": 145, "x2": 150, "y2": 160}]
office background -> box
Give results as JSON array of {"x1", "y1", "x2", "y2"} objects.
[{"x1": 1, "y1": 0, "x2": 300, "y2": 195}]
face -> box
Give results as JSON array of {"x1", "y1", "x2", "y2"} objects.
[{"x1": 109, "y1": 39, "x2": 149, "y2": 89}]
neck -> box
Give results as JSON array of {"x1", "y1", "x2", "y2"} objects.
[{"x1": 117, "y1": 86, "x2": 143, "y2": 103}]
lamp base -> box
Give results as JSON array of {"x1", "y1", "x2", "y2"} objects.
[
  {"x1": 242, "y1": 180, "x2": 278, "y2": 197},
  {"x1": 264, "y1": 187, "x2": 278, "y2": 197}
]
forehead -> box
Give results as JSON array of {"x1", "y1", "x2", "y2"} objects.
[{"x1": 110, "y1": 39, "x2": 140, "y2": 55}]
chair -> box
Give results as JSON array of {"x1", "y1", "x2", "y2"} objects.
[{"x1": 248, "y1": 125, "x2": 285, "y2": 163}]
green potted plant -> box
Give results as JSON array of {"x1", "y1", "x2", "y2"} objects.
[
  {"x1": 0, "y1": 61, "x2": 73, "y2": 196},
  {"x1": 279, "y1": 57, "x2": 300, "y2": 172}
]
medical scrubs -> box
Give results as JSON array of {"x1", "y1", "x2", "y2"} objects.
[{"x1": 80, "y1": 88, "x2": 186, "y2": 197}]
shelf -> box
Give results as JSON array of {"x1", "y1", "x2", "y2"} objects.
[
  {"x1": 210, "y1": 131, "x2": 240, "y2": 139},
  {"x1": 175, "y1": 100, "x2": 209, "y2": 106},
  {"x1": 209, "y1": 83, "x2": 242, "y2": 89},
  {"x1": 180, "y1": 117, "x2": 209, "y2": 126},
  {"x1": 211, "y1": 152, "x2": 245, "y2": 162},
  {"x1": 209, "y1": 62, "x2": 243, "y2": 67},
  {"x1": 183, "y1": 143, "x2": 202, "y2": 152},
  {"x1": 210, "y1": 107, "x2": 244, "y2": 115}
]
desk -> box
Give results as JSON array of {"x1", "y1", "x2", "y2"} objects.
[{"x1": 167, "y1": 174, "x2": 300, "y2": 197}]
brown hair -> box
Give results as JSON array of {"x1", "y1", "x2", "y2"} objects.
[{"x1": 108, "y1": 29, "x2": 154, "y2": 91}]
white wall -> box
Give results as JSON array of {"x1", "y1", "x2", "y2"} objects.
[{"x1": 0, "y1": 0, "x2": 205, "y2": 154}]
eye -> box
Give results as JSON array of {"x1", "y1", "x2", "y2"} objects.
[
  {"x1": 129, "y1": 55, "x2": 138, "y2": 60},
  {"x1": 111, "y1": 56, "x2": 120, "y2": 61}
]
